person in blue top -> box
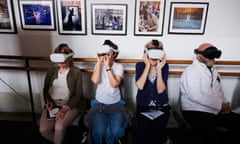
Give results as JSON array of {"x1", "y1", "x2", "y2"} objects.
[{"x1": 135, "y1": 39, "x2": 170, "y2": 144}]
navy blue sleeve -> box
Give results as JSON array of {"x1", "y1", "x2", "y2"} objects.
[
  {"x1": 135, "y1": 62, "x2": 145, "y2": 81},
  {"x1": 162, "y1": 63, "x2": 169, "y2": 85}
]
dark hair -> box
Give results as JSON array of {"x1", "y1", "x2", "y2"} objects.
[
  {"x1": 54, "y1": 43, "x2": 73, "y2": 54},
  {"x1": 103, "y1": 40, "x2": 118, "y2": 49},
  {"x1": 0, "y1": 3, "x2": 4, "y2": 8}
]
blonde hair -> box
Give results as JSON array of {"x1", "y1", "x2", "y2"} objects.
[{"x1": 145, "y1": 40, "x2": 164, "y2": 50}]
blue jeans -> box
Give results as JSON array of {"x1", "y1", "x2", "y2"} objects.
[{"x1": 91, "y1": 112, "x2": 126, "y2": 144}]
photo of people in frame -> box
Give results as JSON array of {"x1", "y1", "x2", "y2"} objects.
[
  {"x1": 138, "y1": 1, "x2": 161, "y2": 32},
  {"x1": 0, "y1": 0, "x2": 11, "y2": 29},
  {"x1": 60, "y1": 0, "x2": 82, "y2": 31},
  {"x1": 22, "y1": 3, "x2": 52, "y2": 25},
  {"x1": 94, "y1": 8, "x2": 123, "y2": 31}
]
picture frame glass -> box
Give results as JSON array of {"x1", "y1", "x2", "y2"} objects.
[
  {"x1": 91, "y1": 4, "x2": 127, "y2": 35},
  {"x1": 57, "y1": 0, "x2": 86, "y2": 35},
  {"x1": 134, "y1": 0, "x2": 165, "y2": 36},
  {"x1": 0, "y1": 0, "x2": 17, "y2": 33},
  {"x1": 19, "y1": 0, "x2": 55, "y2": 30},
  {"x1": 168, "y1": 2, "x2": 209, "y2": 34}
]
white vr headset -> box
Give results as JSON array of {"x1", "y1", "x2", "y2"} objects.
[
  {"x1": 145, "y1": 48, "x2": 164, "y2": 59},
  {"x1": 96, "y1": 45, "x2": 119, "y2": 55},
  {"x1": 50, "y1": 53, "x2": 74, "y2": 63}
]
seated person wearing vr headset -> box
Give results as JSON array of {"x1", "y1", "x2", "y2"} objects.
[
  {"x1": 135, "y1": 40, "x2": 170, "y2": 144},
  {"x1": 85, "y1": 40, "x2": 130, "y2": 144},
  {"x1": 180, "y1": 43, "x2": 240, "y2": 144},
  {"x1": 39, "y1": 43, "x2": 86, "y2": 144}
]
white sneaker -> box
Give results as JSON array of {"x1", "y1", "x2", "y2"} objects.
[{"x1": 81, "y1": 132, "x2": 88, "y2": 144}]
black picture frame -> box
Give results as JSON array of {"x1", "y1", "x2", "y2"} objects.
[
  {"x1": 56, "y1": 0, "x2": 87, "y2": 35},
  {"x1": 0, "y1": 0, "x2": 17, "y2": 34},
  {"x1": 168, "y1": 2, "x2": 209, "y2": 35},
  {"x1": 18, "y1": 0, "x2": 56, "y2": 30},
  {"x1": 91, "y1": 3, "x2": 127, "y2": 35}
]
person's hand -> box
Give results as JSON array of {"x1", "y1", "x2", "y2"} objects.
[
  {"x1": 45, "y1": 101, "x2": 53, "y2": 110},
  {"x1": 103, "y1": 54, "x2": 111, "y2": 68},
  {"x1": 221, "y1": 102, "x2": 231, "y2": 114},
  {"x1": 96, "y1": 55, "x2": 103, "y2": 63},
  {"x1": 157, "y1": 54, "x2": 166, "y2": 72},
  {"x1": 55, "y1": 107, "x2": 68, "y2": 120},
  {"x1": 143, "y1": 53, "x2": 150, "y2": 67},
  {"x1": 145, "y1": 25, "x2": 150, "y2": 31}
]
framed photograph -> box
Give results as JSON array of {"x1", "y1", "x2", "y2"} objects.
[
  {"x1": 0, "y1": 0, "x2": 17, "y2": 34},
  {"x1": 18, "y1": 0, "x2": 56, "y2": 30},
  {"x1": 134, "y1": 0, "x2": 165, "y2": 36},
  {"x1": 91, "y1": 3, "x2": 127, "y2": 35},
  {"x1": 56, "y1": 0, "x2": 86, "y2": 35},
  {"x1": 168, "y1": 2, "x2": 209, "y2": 34}
]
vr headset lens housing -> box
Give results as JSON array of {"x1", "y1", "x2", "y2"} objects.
[
  {"x1": 147, "y1": 49, "x2": 164, "y2": 60},
  {"x1": 96, "y1": 45, "x2": 110, "y2": 56},
  {"x1": 96, "y1": 45, "x2": 119, "y2": 56},
  {"x1": 194, "y1": 46, "x2": 222, "y2": 59},
  {"x1": 50, "y1": 53, "x2": 73, "y2": 63}
]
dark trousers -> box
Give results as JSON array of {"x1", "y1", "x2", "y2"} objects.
[
  {"x1": 135, "y1": 111, "x2": 169, "y2": 144},
  {"x1": 182, "y1": 111, "x2": 240, "y2": 144}
]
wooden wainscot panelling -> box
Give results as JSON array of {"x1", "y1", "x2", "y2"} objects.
[{"x1": 0, "y1": 55, "x2": 240, "y2": 76}]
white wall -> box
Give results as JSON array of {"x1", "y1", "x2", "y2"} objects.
[
  {"x1": 0, "y1": 0, "x2": 239, "y2": 115},
  {"x1": 0, "y1": 0, "x2": 239, "y2": 59}
]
